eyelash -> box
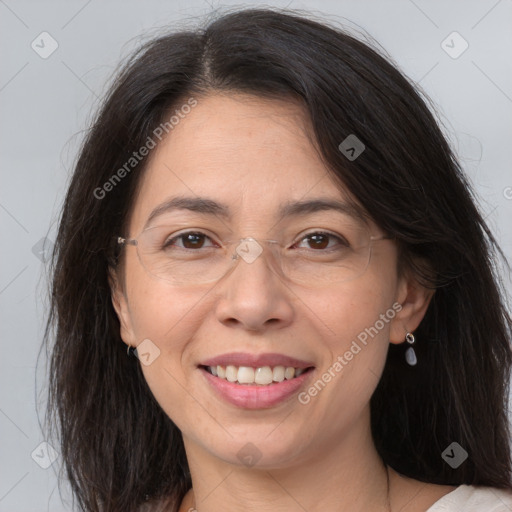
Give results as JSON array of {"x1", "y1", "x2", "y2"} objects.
[{"x1": 162, "y1": 230, "x2": 349, "y2": 251}]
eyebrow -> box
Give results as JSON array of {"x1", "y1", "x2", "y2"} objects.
[{"x1": 144, "y1": 195, "x2": 365, "y2": 229}]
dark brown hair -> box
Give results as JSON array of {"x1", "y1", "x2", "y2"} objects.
[{"x1": 41, "y1": 7, "x2": 512, "y2": 511}]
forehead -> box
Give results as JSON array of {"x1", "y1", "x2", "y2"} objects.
[{"x1": 129, "y1": 93, "x2": 359, "y2": 232}]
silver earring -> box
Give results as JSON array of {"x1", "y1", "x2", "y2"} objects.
[
  {"x1": 127, "y1": 345, "x2": 137, "y2": 357},
  {"x1": 405, "y1": 332, "x2": 417, "y2": 366}
]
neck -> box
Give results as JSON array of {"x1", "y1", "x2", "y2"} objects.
[{"x1": 181, "y1": 409, "x2": 392, "y2": 512}]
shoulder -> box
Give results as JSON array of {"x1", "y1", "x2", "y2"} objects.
[{"x1": 427, "y1": 485, "x2": 512, "y2": 511}]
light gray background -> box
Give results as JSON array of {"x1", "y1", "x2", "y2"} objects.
[{"x1": 1, "y1": 1, "x2": 511, "y2": 510}]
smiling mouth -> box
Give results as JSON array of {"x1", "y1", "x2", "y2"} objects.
[{"x1": 199, "y1": 364, "x2": 315, "y2": 386}]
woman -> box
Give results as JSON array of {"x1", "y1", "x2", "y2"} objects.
[{"x1": 43, "y1": 8, "x2": 512, "y2": 512}]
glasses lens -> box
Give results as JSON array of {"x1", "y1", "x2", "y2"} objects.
[
  {"x1": 136, "y1": 226, "x2": 234, "y2": 285},
  {"x1": 275, "y1": 223, "x2": 372, "y2": 285},
  {"x1": 134, "y1": 221, "x2": 374, "y2": 286}
]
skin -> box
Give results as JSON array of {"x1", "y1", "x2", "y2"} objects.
[{"x1": 111, "y1": 93, "x2": 456, "y2": 511}]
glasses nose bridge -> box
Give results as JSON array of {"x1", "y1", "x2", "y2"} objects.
[{"x1": 230, "y1": 236, "x2": 281, "y2": 271}]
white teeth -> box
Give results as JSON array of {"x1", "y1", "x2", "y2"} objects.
[
  {"x1": 284, "y1": 367, "x2": 295, "y2": 380},
  {"x1": 272, "y1": 366, "x2": 285, "y2": 382},
  {"x1": 237, "y1": 366, "x2": 255, "y2": 384},
  {"x1": 255, "y1": 366, "x2": 273, "y2": 385},
  {"x1": 226, "y1": 365, "x2": 238, "y2": 382},
  {"x1": 206, "y1": 364, "x2": 309, "y2": 385}
]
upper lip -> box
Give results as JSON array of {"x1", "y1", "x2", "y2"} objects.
[{"x1": 200, "y1": 352, "x2": 315, "y2": 369}]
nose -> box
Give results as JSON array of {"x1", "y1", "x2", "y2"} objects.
[{"x1": 214, "y1": 239, "x2": 295, "y2": 332}]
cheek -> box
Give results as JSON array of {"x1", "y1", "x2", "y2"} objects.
[
  {"x1": 124, "y1": 271, "x2": 210, "y2": 429},
  {"x1": 313, "y1": 277, "x2": 396, "y2": 347},
  {"x1": 311, "y1": 274, "x2": 398, "y2": 397},
  {"x1": 127, "y1": 281, "x2": 204, "y2": 352},
  {"x1": 123, "y1": 257, "x2": 209, "y2": 381},
  {"x1": 124, "y1": 251, "x2": 192, "y2": 338}
]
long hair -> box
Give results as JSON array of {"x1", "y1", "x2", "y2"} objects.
[{"x1": 41, "y1": 7, "x2": 512, "y2": 511}]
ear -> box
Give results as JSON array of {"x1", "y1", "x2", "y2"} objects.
[
  {"x1": 389, "y1": 270, "x2": 435, "y2": 345},
  {"x1": 109, "y1": 267, "x2": 137, "y2": 348}
]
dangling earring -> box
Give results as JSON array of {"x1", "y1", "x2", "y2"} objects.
[
  {"x1": 127, "y1": 344, "x2": 137, "y2": 357},
  {"x1": 405, "y1": 332, "x2": 417, "y2": 366}
]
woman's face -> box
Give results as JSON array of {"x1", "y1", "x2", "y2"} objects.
[{"x1": 112, "y1": 93, "x2": 430, "y2": 469}]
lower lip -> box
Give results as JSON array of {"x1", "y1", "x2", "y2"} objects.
[{"x1": 199, "y1": 367, "x2": 315, "y2": 409}]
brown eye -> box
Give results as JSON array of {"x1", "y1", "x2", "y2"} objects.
[
  {"x1": 295, "y1": 232, "x2": 348, "y2": 251},
  {"x1": 305, "y1": 233, "x2": 329, "y2": 249},
  {"x1": 164, "y1": 232, "x2": 214, "y2": 250}
]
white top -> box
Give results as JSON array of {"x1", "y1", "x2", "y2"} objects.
[{"x1": 427, "y1": 485, "x2": 512, "y2": 511}]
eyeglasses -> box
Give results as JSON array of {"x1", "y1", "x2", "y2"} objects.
[{"x1": 117, "y1": 221, "x2": 391, "y2": 287}]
